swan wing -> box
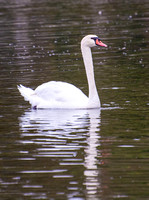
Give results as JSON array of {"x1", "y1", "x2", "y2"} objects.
[
  {"x1": 34, "y1": 81, "x2": 88, "y2": 108},
  {"x1": 18, "y1": 82, "x2": 88, "y2": 109}
]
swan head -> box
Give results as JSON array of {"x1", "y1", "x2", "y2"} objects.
[{"x1": 81, "y1": 34, "x2": 107, "y2": 48}]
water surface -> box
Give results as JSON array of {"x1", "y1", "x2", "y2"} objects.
[{"x1": 0, "y1": 0, "x2": 149, "y2": 199}]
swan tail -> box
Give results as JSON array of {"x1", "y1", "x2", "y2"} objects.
[
  {"x1": 17, "y1": 84, "x2": 40, "y2": 107},
  {"x1": 17, "y1": 84, "x2": 35, "y2": 100}
]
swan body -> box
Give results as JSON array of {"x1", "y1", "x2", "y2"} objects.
[{"x1": 18, "y1": 35, "x2": 107, "y2": 109}]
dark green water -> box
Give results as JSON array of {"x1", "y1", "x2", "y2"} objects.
[{"x1": 0, "y1": 0, "x2": 149, "y2": 199}]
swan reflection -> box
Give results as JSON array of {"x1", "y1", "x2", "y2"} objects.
[
  {"x1": 84, "y1": 110, "x2": 101, "y2": 199},
  {"x1": 19, "y1": 108, "x2": 101, "y2": 199}
]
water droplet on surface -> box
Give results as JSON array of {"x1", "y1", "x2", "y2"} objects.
[{"x1": 98, "y1": 11, "x2": 102, "y2": 15}]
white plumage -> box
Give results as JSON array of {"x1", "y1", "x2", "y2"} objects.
[
  {"x1": 18, "y1": 35, "x2": 107, "y2": 109},
  {"x1": 18, "y1": 81, "x2": 88, "y2": 109}
]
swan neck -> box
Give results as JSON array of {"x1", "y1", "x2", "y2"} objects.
[{"x1": 81, "y1": 45, "x2": 100, "y2": 105}]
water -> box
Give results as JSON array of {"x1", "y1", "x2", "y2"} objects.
[{"x1": 0, "y1": 0, "x2": 149, "y2": 199}]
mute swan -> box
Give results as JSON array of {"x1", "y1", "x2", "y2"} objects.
[{"x1": 17, "y1": 35, "x2": 107, "y2": 109}]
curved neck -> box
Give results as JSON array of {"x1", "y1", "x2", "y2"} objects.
[{"x1": 81, "y1": 45, "x2": 100, "y2": 106}]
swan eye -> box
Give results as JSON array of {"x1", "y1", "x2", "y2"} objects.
[{"x1": 91, "y1": 37, "x2": 100, "y2": 44}]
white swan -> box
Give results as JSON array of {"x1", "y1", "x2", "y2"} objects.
[{"x1": 17, "y1": 35, "x2": 107, "y2": 109}]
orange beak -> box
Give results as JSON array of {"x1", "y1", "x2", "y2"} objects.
[{"x1": 96, "y1": 39, "x2": 107, "y2": 47}]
